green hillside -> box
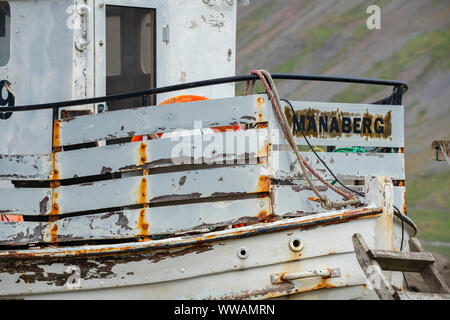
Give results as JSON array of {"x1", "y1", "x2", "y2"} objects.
[{"x1": 236, "y1": 0, "x2": 450, "y2": 252}]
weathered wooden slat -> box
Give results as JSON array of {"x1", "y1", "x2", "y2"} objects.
[
  {"x1": 3, "y1": 165, "x2": 271, "y2": 216},
  {"x1": 0, "y1": 154, "x2": 51, "y2": 181},
  {"x1": 396, "y1": 292, "x2": 450, "y2": 300},
  {"x1": 0, "y1": 188, "x2": 52, "y2": 215},
  {"x1": 275, "y1": 100, "x2": 404, "y2": 148},
  {"x1": 271, "y1": 182, "x2": 405, "y2": 217},
  {"x1": 0, "y1": 197, "x2": 271, "y2": 245},
  {"x1": 270, "y1": 183, "x2": 365, "y2": 216},
  {"x1": 57, "y1": 94, "x2": 269, "y2": 147},
  {"x1": 55, "y1": 128, "x2": 269, "y2": 179},
  {"x1": 370, "y1": 250, "x2": 435, "y2": 272},
  {"x1": 272, "y1": 150, "x2": 405, "y2": 180}
]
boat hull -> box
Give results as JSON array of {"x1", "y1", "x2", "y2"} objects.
[{"x1": 0, "y1": 207, "x2": 415, "y2": 300}]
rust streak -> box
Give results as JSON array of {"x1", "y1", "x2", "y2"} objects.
[
  {"x1": 256, "y1": 97, "x2": 265, "y2": 108},
  {"x1": 138, "y1": 177, "x2": 148, "y2": 204},
  {"x1": 308, "y1": 277, "x2": 337, "y2": 292},
  {"x1": 257, "y1": 209, "x2": 268, "y2": 221},
  {"x1": 50, "y1": 153, "x2": 60, "y2": 186},
  {"x1": 257, "y1": 97, "x2": 265, "y2": 122},
  {"x1": 138, "y1": 209, "x2": 149, "y2": 237},
  {"x1": 139, "y1": 142, "x2": 147, "y2": 165},
  {"x1": 50, "y1": 192, "x2": 60, "y2": 218},
  {"x1": 52, "y1": 120, "x2": 61, "y2": 148},
  {"x1": 256, "y1": 175, "x2": 271, "y2": 193},
  {"x1": 50, "y1": 224, "x2": 58, "y2": 243}
]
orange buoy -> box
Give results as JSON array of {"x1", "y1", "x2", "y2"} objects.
[
  {"x1": 159, "y1": 94, "x2": 209, "y2": 105},
  {"x1": 0, "y1": 215, "x2": 23, "y2": 222},
  {"x1": 131, "y1": 95, "x2": 242, "y2": 142},
  {"x1": 131, "y1": 95, "x2": 209, "y2": 142}
]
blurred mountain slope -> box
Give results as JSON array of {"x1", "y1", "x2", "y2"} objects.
[{"x1": 236, "y1": 0, "x2": 450, "y2": 246}]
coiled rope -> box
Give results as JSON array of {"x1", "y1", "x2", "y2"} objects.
[{"x1": 244, "y1": 69, "x2": 361, "y2": 210}]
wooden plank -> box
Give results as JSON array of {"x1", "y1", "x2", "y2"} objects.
[
  {"x1": 270, "y1": 183, "x2": 365, "y2": 216},
  {"x1": 352, "y1": 233, "x2": 397, "y2": 300},
  {"x1": 55, "y1": 128, "x2": 269, "y2": 179},
  {"x1": 3, "y1": 165, "x2": 271, "y2": 216},
  {"x1": 0, "y1": 109, "x2": 53, "y2": 156},
  {"x1": 397, "y1": 291, "x2": 450, "y2": 300},
  {"x1": 0, "y1": 154, "x2": 51, "y2": 181},
  {"x1": 370, "y1": 250, "x2": 435, "y2": 272},
  {"x1": 271, "y1": 181, "x2": 404, "y2": 218},
  {"x1": 0, "y1": 197, "x2": 272, "y2": 245},
  {"x1": 0, "y1": 188, "x2": 52, "y2": 215},
  {"x1": 57, "y1": 94, "x2": 269, "y2": 147},
  {"x1": 409, "y1": 238, "x2": 450, "y2": 294},
  {"x1": 272, "y1": 150, "x2": 405, "y2": 180},
  {"x1": 276, "y1": 100, "x2": 404, "y2": 148}
]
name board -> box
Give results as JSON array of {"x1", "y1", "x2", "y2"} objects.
[{"x1": 279, "y1": 101, "x2": 403, "y2": 148}]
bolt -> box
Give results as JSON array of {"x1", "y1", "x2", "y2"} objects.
[{"x1": 98, "y1": 41, "x2": 104, "y2": 47}]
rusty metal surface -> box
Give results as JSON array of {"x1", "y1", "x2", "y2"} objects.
[
  {"x1": 271, "y1": 184, "x2": 362, "y2": 216},
  {"x1": 0, "y1": 196, "x2": 272, "y2": 245},
  {"x1": 0, "y1": 206, "x2": 381, "y2": 258},
  {"x1": 0, "y1": 206, "x2": 385, "y2": 298},
  {"x1": 55, "y1": 128, "x2": 268, "y2": 179},
  {"x1": 0, "y1": 154, "x2": 51, "y2": 180},
  {"x1": 1, "y1": 164, "x2": 270, "y2": 217},
  {"x1": 0, "y1": 93, "x2": 413, "y2": 299},
  {"x1": 272, "y1": 150, "x2": 405, "y2": 180}
]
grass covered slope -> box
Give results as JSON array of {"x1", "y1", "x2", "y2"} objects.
[{"x1": 236, "y1": 0, "x2": 450, "y2": 247}]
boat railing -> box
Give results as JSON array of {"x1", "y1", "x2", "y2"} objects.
[{"x1": 0, "y1": 73, "x2": 411, "y2": 249}]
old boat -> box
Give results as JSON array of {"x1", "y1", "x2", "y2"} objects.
[{"x1": 0, "y1": 0, "x2": 417, "y2": 299}]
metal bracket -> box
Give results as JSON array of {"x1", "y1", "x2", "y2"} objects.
[
  {"x1": 270, "y1": 268, "x2": 341, "y2": 284},
  {"x1": 75, "y1": 2, "x2": 91, "y2": 51}
]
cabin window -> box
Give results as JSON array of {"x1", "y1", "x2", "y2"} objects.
[
  {"x1": 106, "y1": 6, "x2": 156, "y2": 110},
  {"x1": 0, "y1": 1, "x2": 10, "y2": 67}
]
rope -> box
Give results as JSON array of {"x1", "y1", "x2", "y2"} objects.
[{"x1": 245, "y1": 69, "x2": 361, "y2": 210}]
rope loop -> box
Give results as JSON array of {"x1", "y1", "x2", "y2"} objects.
[{"x1": 246, "y1": 69, "x2": 361, "y2": 210}]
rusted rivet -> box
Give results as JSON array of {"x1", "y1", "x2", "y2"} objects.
[{"x1": 257, "y1": 97, "x2": 265, "y2": 106}]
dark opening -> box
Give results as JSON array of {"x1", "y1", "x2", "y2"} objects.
[
  {"x1": 0, "y1": 1, "x2": 10, "y2": 66},
  {"x1": 105, "y1": 6, "x2": 156, "y2": 111}
]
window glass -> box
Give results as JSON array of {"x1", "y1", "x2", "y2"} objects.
[
  {"x1": 106, "y1": 16, "x2": 121, "y2": 77},
  {"x1": 106, "y1": 6, "x2": 156, "y2": 110},
  {"x1": 0, "y1": 1, "x2": 11, "y2": 67}
]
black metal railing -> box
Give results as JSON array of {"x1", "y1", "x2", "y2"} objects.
[{"x1": 0, "y1": 73, "x2": 408, "y2": 114}]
